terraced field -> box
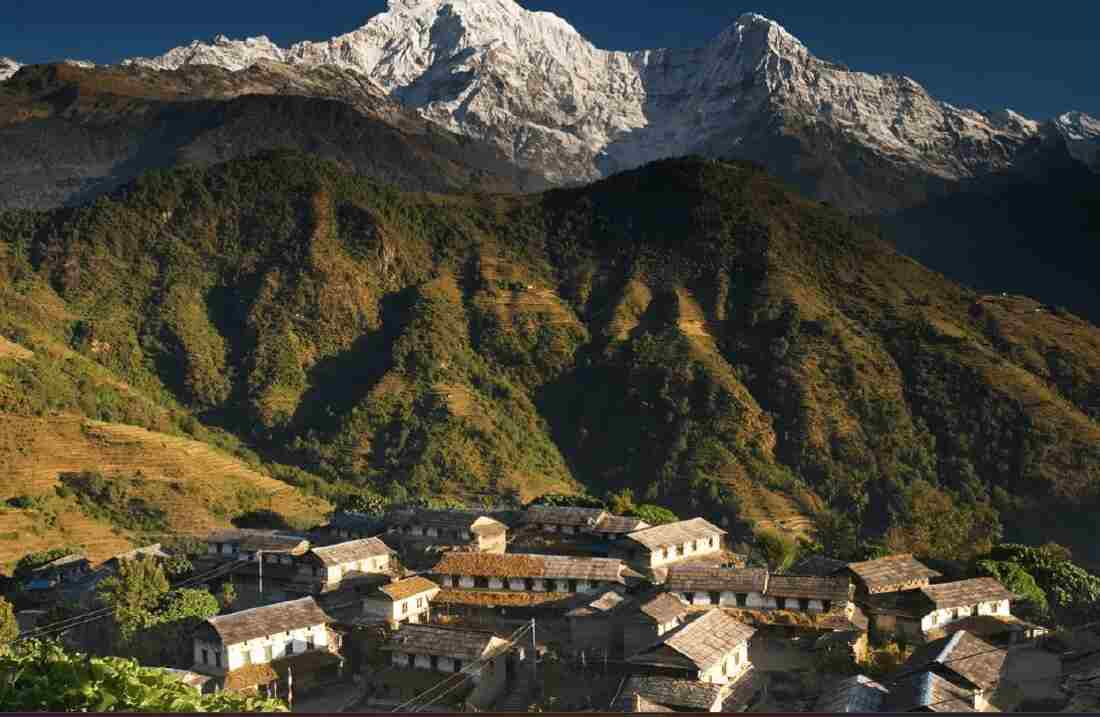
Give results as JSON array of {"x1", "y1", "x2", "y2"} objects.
[{"x1": 0, "y1": 414, "x2": 330, "y2": 570}]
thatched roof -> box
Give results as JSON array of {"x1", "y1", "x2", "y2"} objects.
[
  {"x1": 525, "y1": 505, "x2": 607, "y2": 528},
  {"x1": 204, "y1": 597, "x2": 330, "y2": 646},
  {"x1": 433, "y1": 588, "x2": 572, "y2": 609},
  {"x1": 626, "y1": 518, "x2": 725, "y2": 551},
  {"x1": 815, "y1": 675, "x2": 889, "y2": 713},
  {"x1": 377, "y1": 576, "x2": 440, "y2": 602},
  {"x1": 894, "y1": 631, "x2": 1007, "y2": 692},
  {"x1": 847, "y1": 554, "x2": 941, "y2": 593},
  {"x1": 383, "y1": 624, "x2": 508, "y2": 661},
  {"x1": 665, "y1": 566, "x2": 768, "y2": 594},
  {"x1": 616, "y1": 675, "x2": 724, "y2": 711},
  {"x1": 636, "y1": 593, "x2": 691, "y2": 625},
  {"x1": 765, "y1": 574, "x2": 853, "y2": 602},
  {"x1": 430, "y1": 552, "x2": 625, "y2": 582},
  {"x1": 885, "y1": 671, "x2": 975, "y2": 712},
  {"x1": 633, "y1": 609, "x2": 755, "y2": 672},
  {"x1": 920, "y1": 578, "x2": 1018, "y2": 610},
  {"x1": 205, "y1": 529, "x2": 310, "y2": 555},
  {"x1": 592, "y1": 514, "x2": 650, "y2": 534},
  {"x1": 310, "y1": 537, "x2": 392, "y2": 566}
]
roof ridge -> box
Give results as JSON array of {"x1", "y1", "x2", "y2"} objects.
[
  {"x1": 934, "y1": 630, "x2": 967, "y2": 665},
  {"x1": 209, "y1": 595, "x2": 317, "y2": 623}
]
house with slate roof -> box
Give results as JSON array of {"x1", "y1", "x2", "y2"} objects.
[
  {"x1": 627, "y1": 608, "x2": 755, "y2": 685},
  {"x1": 430, "y1": 552, "x2": 629, "y2": 593},
  {"x1": 565, "y1": 584, "x2": 632, "y2": 655},
  {"x1": 664, "y1": 566, "x2": 769, "y2": 609},
  {"x1": 386, "y1": 509, "x2": 508, "y2": 553},
  {"x1": 845, "y1": 554, "x2": 942, "y2": 598},
  {"x1": 614, "y1": 675, "x2": 728, "y2": 712},
  {"x1": 295, "y1": 537, "x2": 394, "y2": 593},
  {"x1": 814, "y1": 674, "x2": 890, "y2": 713},
  {"x1": 316, "y1": 511, "x2": 386, "y2": 542},
  {"x1": 377, "y1": 624, "x2": 512, "y2": 711},
  {"x1": 362, "y1": 576, "x2": 440, "y2": 627},
  {"x1": 617, "y1": 518, "x2": 726, "y2": 569},
  {"x1": 868, "y1": 577, "x2": 1018, "y2": 640},
  {"x1": 622, "y1": 592, "x2": 693, "y2": 658},
  {"x1": 888, "y1": 630, "x2": 1008, "y2": 712},
  {"x1": 192, "y1": 597, "x2": 342, "y2": 694}
]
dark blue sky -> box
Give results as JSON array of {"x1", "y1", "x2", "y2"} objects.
[{"x1": 4, "y1": 0, "x2": 1096, "y2": 120}]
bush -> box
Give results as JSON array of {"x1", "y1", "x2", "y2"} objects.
[
  {"x1": 755, "y1": 528, "x2": 799, "y2": 572},
  {"x1": 628, "y1": 504, "x2": 679, "y2": 526}
]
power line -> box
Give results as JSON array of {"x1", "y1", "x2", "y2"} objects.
[
  {"x1": 14, "y1": 556, "x2": 251, "y2": 643},
  {"x1": 390, "y1": 622, "x2": 534, "y2": 713}
]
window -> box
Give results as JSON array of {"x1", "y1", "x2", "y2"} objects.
[
  {"x1": 286, "y1": 641, "x2": 295, "y2": 656},
  {"x1": 453, "y1": 660, "x2": 462, "y2": 674},
  {"x1": 709, "y1": 592, "x2": 721, "y2": 605},
  {"x1": 417, "y1": 597, "x2": 425, "y2": 609},
  {"x1": 401, "y1": 601, "x2": 408, "y2": 615},
  {"x1": 823, "y1": 600, "x2": 832, "y2": 612},
  {"x1": 736, "y1": 593, "x2": 747, "y2": 607},
  {"x1": 798, "y1": 598, "x2": 810, "y2": 611},
  {"x1": 214, "y1": 651, "x2": 221, "y2": 668},
  {"x1": 776, "y1": 597, "x2": 787, "y2": 610},
  {"x1": 306, "y1": 635, "x2": 315, "y2": 651},
  {"x1": 430, "y1": 656, "x2": 438, "y2": 670},
  {"x1": 709, "y1": 537, "x2": 716, "y2": 547},
  {"x1": 201, "y1": 649, "x2": 209, "y2": 665}
]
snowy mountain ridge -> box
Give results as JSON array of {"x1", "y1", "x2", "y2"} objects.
[
  {"x1": 0, "y1": 57, "x2": 22, "y2": 81},
  {"x1": 91, "y1": 0, "x2": 1100, "y2": 185}
]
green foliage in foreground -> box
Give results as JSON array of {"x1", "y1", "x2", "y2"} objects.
[
  {"x1": 974, "y1": 559, "x2": 1050, "y2": 621},
  {"x1": 986, "y1": 544, "x2": 1100, "y2": 626},
  {"x1": 0, "y1": 641, "x2": 287, "y2": 712},
  {"x1": 627, "y1": 504, "x2": 679, "y2": 526}
]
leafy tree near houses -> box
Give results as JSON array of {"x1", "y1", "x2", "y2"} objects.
[
  {"x1": 0, "y1": 597, "x2": 18, "y2": 648},
  {"x1": 754, "y1": 528, "x2": 799, "y2": 572},
  {"x1": 974, "y1": 559, "x2": 1049, "y2": 621},
  {"x1": 985, "y1": 543, "x2": 1100, "y2": 626},
  {"x1": 628, "y1": 504, "x2": 679, "y2": 526},
  {"x1": 97, "y1": 556, "x2": 170, "y2": 638},
  {"x1": 0, "y1": 641, "x2": 286, "y2": 712},
  {"x1": 607, "y1": 489, "x2": 636, "y2": 516}
]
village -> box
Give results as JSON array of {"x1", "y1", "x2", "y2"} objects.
[{"x1": 5, "y1": 502, "x2": 1093, "y2": 714}]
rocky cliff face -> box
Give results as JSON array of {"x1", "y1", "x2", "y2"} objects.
[{"x1": 122, "y1": 0, "x2": 1098, "y2": 207}]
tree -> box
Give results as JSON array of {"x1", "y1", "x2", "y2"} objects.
[
  {"x1": 98, "y1": 556, "x2": 170, "y2": 616},
  {"x1": 607, "y1": 489, "x2": 636, "y2": 516},
  {"x1": 0, "y1": 597, "x2": 18, "y2": 648},
  {"x1": 811, "y1": 509, "x2": 860, "y2": 561},
  {"x1": 884, "y1": 480, "x2": 1002, "y2": 560},
  {"x1": 754, "y1": 528, "x2": 798, "y2": 572},
  {"x1": 218, "y1": 581, "x2": 238, "y2": 611},
  {"x1": 975, "y1": 560, "x2": 1049, "y2": 620},
  {"x1": 0, "y1": 641, "x2": 287, "y2": 712},
  {"x1": 336, "y1": 489, "x2": 387, "y2": 516},
  {"x1": 628, "y1": 504, "x2": 679, "y2": 526}
]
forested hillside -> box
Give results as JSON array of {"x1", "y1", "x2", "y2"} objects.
[{"x1": 2, "y1": 153, "x2": 1097, "y2": 562}]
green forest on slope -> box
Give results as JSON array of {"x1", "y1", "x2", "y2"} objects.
[{"x1": 1, "y1": 152, "x2": 1098, "y2": 559}]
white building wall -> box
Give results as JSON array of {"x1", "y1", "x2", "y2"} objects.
[
  {"x1": 459, "y1": 576, "x2": 476, "y2": 589},
  {"x1": 488, "y1": 578, "x2": 505, "y2": 590},
  {"x1": 508, "y1": 578, "x2": 526, "y2": 591}
]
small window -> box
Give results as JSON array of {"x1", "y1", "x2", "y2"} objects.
[
  {"x1": 306, "y1": 635, "x2": 315, "y2": 651},
  {"x1": 214, "y1": 651, "x2": 221, "y2": 668},
  {"x1": 401, "y1": 601, "x2": 408, "y2": 615},
  {"x1": 776, "y1": 597, "x2": 787, "y2": 610},
  {"x1": 453, "y1": 659, "x2": 462, "y2": 673},
  {"x1": 201, "y1": 648, "x2": 209, "y2": 665},
  {"x1": 286, "y1": 641, "x2": 295, "y2": 656},
  {"x1": 709, "y1": 592, "x2": 721, "y2": 605},
  {"x1": 736, "y1": 593, "x2": 748, "y2": 607},
  {"x1": 798, "y1": 598, "x2": 810, "y2": 611}
]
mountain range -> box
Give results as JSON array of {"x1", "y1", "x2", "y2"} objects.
[{"x1": 2, "y1": 0, "x2": 1099, "y2": 320}]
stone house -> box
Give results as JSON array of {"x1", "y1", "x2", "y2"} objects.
[
  {"x1": 362, "y1": 576, "x2": 440, "y2": 627},
  {"x1": 622, "y1": 593, "x2": 693, "y2": 658},
  {"x1": 24, "y1": 553, "x2": 91, "y2": 591},
  {"x1": 917, "y1": 578, "x2": 1017, "y2": 634},
  {"x1": 295, "y1": 537, "x2": 394, "y2": 593},
  {"x1": 430, "y1": 552, "x2": 629, "y2": 593},
  {"x1": 626, "y1": 609, "x2": 755, "y2": 685},
  {"x1": 764, "y1": 575, "x2": 855, "y2": 614},
  {"x1": 317, "y1": 511, "x2": 385, "y2": 542},
  {"x1": 616, "y1": 518, "x2": 726, "y2": 569},
  {"x1": 590, "y1": 514, "x2": 651, "y2": 541},
  {"x1": 378, "y1": 624, "x2": 512, "y2": 711},
  {"x1": 844, "y1": 554, "x2": 942, "y2": 599},
  {"x1": 525, "y1": 505, "x2": 608, "y2": 534},
  {"x1": 868, "y1": 577, "x2": 1017, "y2": 640},
  {"x1": 664, "y1": 566, "x2": 769, "y2": 609},
  {"x1": 203, "y1": 529, "x2": 311, "y2": 564},
  {"x1": 386, "y1": 509, "x2": 508, "y2": 553},
  {"x1": 192, "y1": 597, "x2": 342, "y2": 695},
  {"x1": 564, "y1": 585, "x2": 632, "y2": 655},
  {"x1": 886, "y1": 631, "x2": 1008, "y2": 712},
  {"x1": 613, "y1": 675, "x2": 728, "y2": 712}
]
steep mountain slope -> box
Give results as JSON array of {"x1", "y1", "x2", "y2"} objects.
[
  {"x1": 2, "y1": 153, "x2": 1097, "y2": 558},
  {"x1": 123, "y1": 0, "x2": 1096, "y2": 209},
  {"x1": 0, "y1": 61, "x2": 547, "y2": 210}
]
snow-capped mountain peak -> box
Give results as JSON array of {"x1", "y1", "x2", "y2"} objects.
[
  {"x1": 115, "y1": 3, "x2": 1095, "y2": 189},
  {"x1": 1055, "y1": 111, "x2": 1100, "y2": 170},
  {"x1": 0, "y1": 57, "x2": 23, "y2": 81}
]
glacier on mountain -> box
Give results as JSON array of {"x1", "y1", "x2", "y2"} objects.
[{"x1": 118, "y1": 0, "x2": 1099, "y2": 185}]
